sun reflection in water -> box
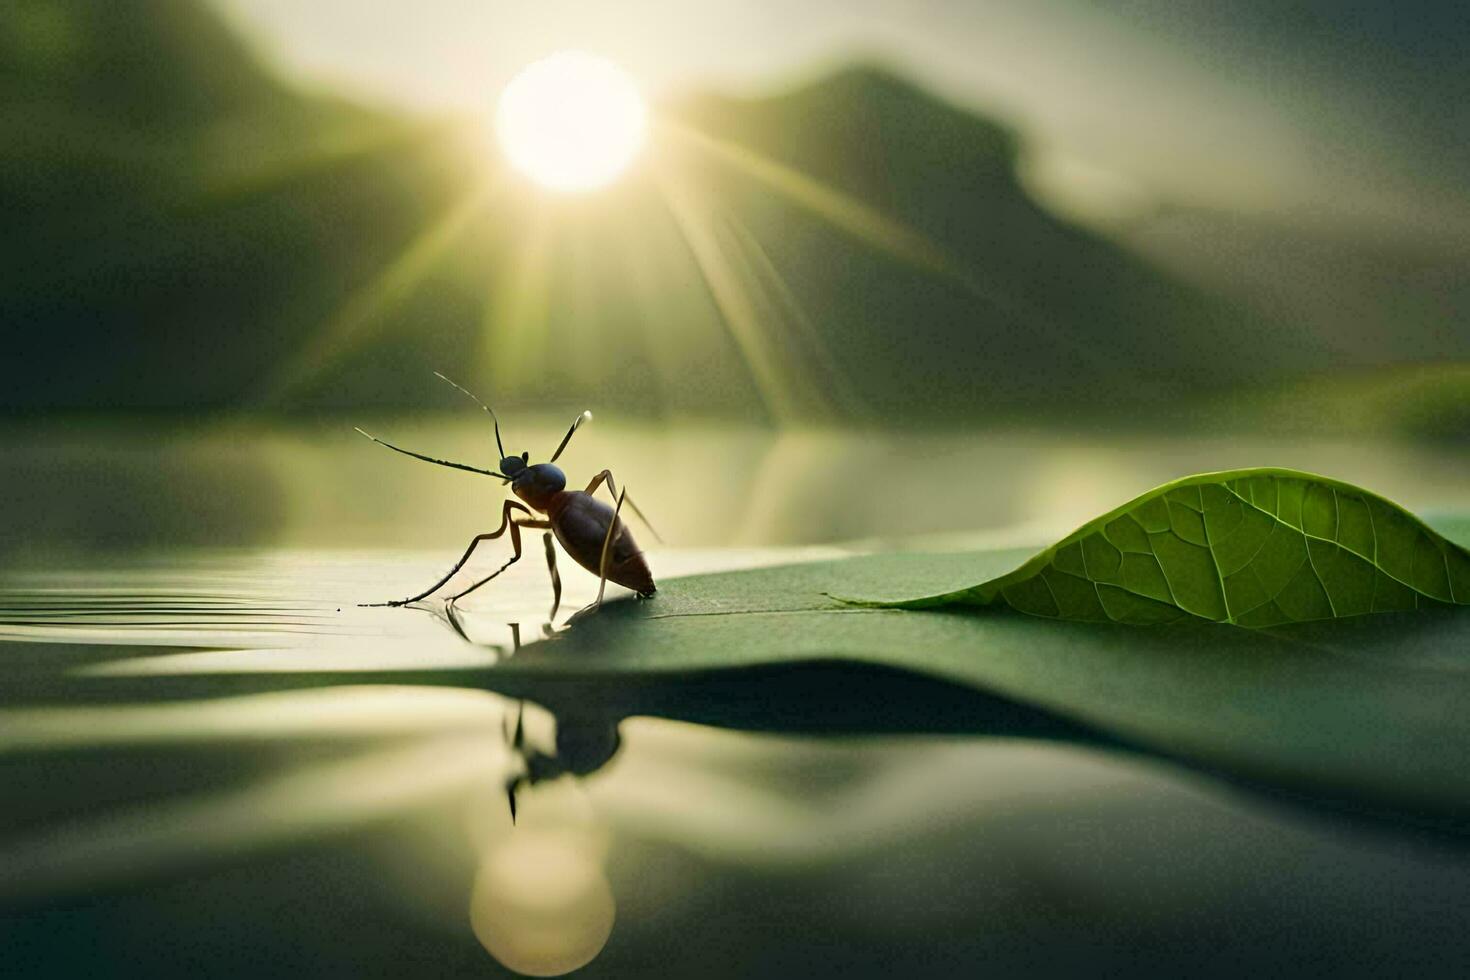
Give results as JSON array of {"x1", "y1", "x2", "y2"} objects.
[{"x1": 470, "y1": 825, "x2": 616, "y2": 976}]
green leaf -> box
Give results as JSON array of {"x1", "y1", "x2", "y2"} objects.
[
  {"x1": 494, "y1": 540, "x2": 1470, "y2": 833},
  {"x1": 840, "y1": 468, "x2": 1470, "y2": 626},
  {"x1": 470, "y1": 495, "x2": 1470, "y2": 832}
]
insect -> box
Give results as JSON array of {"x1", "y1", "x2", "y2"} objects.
[
  {"x1": 500, "y1": 701, "x2": 622, "y2": 823},
  {"x1": 356, "y1": 373, "x2": 657, "y2": 625}
]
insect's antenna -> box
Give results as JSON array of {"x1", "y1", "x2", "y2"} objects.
[
  {"x1": 549, "y1": 410, "x2": 593, "y2": 463},
  {"x1": 354, "y1": 428, "x2": 508, "y2": 479},
  {"x1": 433, "y1": 371, "x2": 505, "y2": 459}
]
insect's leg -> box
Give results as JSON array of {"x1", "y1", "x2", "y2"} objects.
[
  {"x1": 593, "y1": 487, "x2": 628, "y2": 611},
  {"x1": 361, "y1": 500, "x2": 532, "y2": 607},
  {"x1": 444, "y1": 518, "x2": 546, "y2": 606},
  {"x1": 543, "y1": 532, "x2": 562, "y2": 622},
  {"x1": 584, "y1": 469, "x2": 662, "y2": 543},
  {"x1": 444, "y1": 521, "x2": 523, "y2": 605}
]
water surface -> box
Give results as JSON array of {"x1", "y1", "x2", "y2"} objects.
[{"x1": 4, "y1": 422, "x2": 1470, "y2": 978}]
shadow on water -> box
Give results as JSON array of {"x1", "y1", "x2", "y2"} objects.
[
  {"x1": 493, "y1": 661, "x2": 1470, "y2": 852},
  {"x1": 6, "y1": 548, "x2": 1470, "y2": 978},
  {"x1": 7, "y1": 603, "x2": 1470, "y2": 849}
]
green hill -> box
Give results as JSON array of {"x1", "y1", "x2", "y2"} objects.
[
  {"x1": 2, "y1": 0, "x2": 487, "y2": 411},
  {"x1": 1, "y1": 0, "x2": 1454, "y2": 428}
]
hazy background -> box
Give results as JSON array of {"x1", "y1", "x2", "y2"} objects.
[
  {"x1": 4, "y1": 0, "x2": 1466, "y2": 431},
  {"x1": 5, "y1": 6, "x2": 1470, "y2": 977}
]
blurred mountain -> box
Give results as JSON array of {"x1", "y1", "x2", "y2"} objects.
[
  {"x1": 654, "y1": 69, "x2": 1303, "y2": 421},
  {"x1": 1, "y1": 0, "x2": 1460, "y2": 428},
  {"x1": 1122, "y1": 205, "x2": 1470, "y2": 372},
  {"x1": 1, "y1": 0, "x2": 490, "y2": 411}
]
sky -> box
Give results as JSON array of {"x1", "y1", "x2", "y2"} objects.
[{"x1": 207, "y1": 0, "x2": 1470, "y2": 240}]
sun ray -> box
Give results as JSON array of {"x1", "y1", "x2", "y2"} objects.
[
  {"x1": 653, "y1": 161, "x2": 801, "y2": 424},
  {"x1": 607, "y1": 207, "x2": 692, "y2": 416},
  {"x1": 254, "y1": 178, "x2": 500, "y2": 405},
  {"x1": 482, "y1": 204, "x2": 555, "y2": 393},
  {"x1": 661, "y1": 120, "x2": 1116, "y2": 374},
  {"x1": 661, "y1": 120, "x2": 968, "y2": 284},
  {"x1": 565, "y1": 217, "x2": 609, "y2": 392},
  {"x1": 706, "y1": 210, "x2": 838, "y2": 421},
  {"x1": 188, "y1": 118, "x2": 453, "y2": 209},
  {"x1": 721, "y1": 210, "x2": 870, "y2": 422}
]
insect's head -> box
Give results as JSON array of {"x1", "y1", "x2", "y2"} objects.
[
  {"x1": 499, "y1": 451, "x2": 530, "y2": 478},
  {"x1": 498, "y1": 450, "x2": 566, "y2": 506},
  {"x1": 494, "y1": 403, "x2": 590, "y2": 501}
]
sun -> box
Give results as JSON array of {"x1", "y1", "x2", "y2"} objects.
[{"x1": 495, "y1": 51, "x2": 648, "y2": 193}]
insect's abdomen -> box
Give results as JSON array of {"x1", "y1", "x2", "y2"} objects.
[{"x1": 550, "y1": 492, "x2": 655, "y2": 596}]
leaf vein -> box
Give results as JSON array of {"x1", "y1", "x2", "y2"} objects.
[{"x1": 1221, "y1": 485, "x2": 1433, "y2": 599}]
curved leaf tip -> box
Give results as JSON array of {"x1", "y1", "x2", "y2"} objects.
[{"x1": 844, "y1": 468, "x2": 1470, "y2": 627}]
